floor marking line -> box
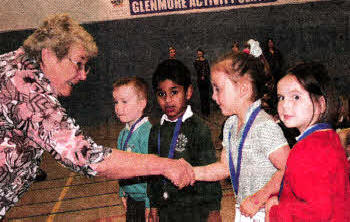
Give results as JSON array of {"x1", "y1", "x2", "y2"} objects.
[{"x1": 46, "y1": 172, "x2": 75, "y2": 222}]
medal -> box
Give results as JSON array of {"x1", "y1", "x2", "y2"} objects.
[{"x1": 163, "y1": 191, "x2": 169, "y2": 200}]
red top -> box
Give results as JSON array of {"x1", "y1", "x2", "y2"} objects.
[{"x1": 270, "y1": 129, "x2": 350, "y2": 222}]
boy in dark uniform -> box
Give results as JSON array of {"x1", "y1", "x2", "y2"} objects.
[{"x1": 148, "y1": 59, "x2": 222, "y2": 222}]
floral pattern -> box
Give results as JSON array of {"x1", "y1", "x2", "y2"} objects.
[{"x1": 0, "y1": 50, "x2": 112, "y2": 219}]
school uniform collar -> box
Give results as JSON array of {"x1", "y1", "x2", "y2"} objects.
[
  {"x1": 160, "y1": 105, "x2": 193, "y2": 125},
  {"x1": 125, "y1": 116, "x2": 148, "y2": 131}
]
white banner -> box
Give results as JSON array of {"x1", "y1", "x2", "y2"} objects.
[{"x1": 0, "y1": 0, "x2": 326, "y2": 32}]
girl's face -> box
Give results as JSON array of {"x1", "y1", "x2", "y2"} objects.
[
  {"x1": 211, "y1": 70, "x2": 241, "y2": 116},
  {"x1": 113, "y1": 84, "x2": 146, "y2": 125},
  {"x1": 277, "y1": 74, "x2": 325, "y2": 133}
]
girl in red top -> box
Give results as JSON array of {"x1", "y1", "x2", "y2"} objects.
[{"x1": 266, "y1": 62, "x2": 350, "y2": 222}]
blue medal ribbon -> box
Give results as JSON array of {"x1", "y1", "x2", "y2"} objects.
[
  {"x1": 157, "y1": 115, "x2": 184, "y2": 200},
  {"x1": 120, "y1": 117, "x2": 144, "y2": 151},
  {"x1": 278, "y1": 122, "x2": 332, "y2": 199},
  {"x1": 157, "y1": 115, "x2": 183, "y2": 158},
  {"x1": 296, "y1": 123, "x2": 332, "y2": 142},
  {"x1": 228, "y1": 106, "x2": 261, "y2": 195}
]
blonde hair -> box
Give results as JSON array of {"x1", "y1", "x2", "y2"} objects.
[{"x1": 23, "y1": 14, "x2": 98, "y2": 62}]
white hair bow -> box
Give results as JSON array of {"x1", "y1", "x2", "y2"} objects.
[{"x1": 247, "y1": 39, "x2": 262, "y2": 58}]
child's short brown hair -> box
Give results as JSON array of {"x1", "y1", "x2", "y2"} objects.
[
  {"x1": 113, "y1": 76, "x2": 148, "y2": 101},
  {"x1": 113, "y1": 76, "x2": 150, "y2": 115}
]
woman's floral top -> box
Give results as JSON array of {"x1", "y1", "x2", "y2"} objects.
[{"x1": 0, "y1": 49, "x2": 112, "y2": 218}]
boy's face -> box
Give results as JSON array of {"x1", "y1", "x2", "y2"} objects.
[
  {"x1": 156, "y1": 79, "x2": 192, "y2": 121},
  {"x1": 113, "y1": 84, "x2": 146, "y2": 125}
]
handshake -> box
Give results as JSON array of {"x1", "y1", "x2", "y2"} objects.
[{"x1": 162, "y1": 158, "x2": 197, "y2": 189}]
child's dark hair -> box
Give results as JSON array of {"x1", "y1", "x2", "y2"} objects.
[
  {"x1": 197, "y1": 48, "x2": 204, "y2": 54},
  {"x1": 113, "y1": 76, "x2": 149, "y2": 113},
  {"x1": 212, "y1": 52, "x2": 274, "y2": 111},
  {"x1": 286, "y1": 62, "x2": 339, "y2": 126},
  {"x1": 152, "y1": 59, "x2": 192, "y2": 91},
  {"x1": 232, "y1": 41, "x2": 239, "y2": 48}
]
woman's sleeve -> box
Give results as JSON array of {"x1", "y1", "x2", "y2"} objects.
[{"x1": 21, "y1": 87, "x2": 112, "y2": 176}]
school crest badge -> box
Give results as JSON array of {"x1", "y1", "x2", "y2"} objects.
[{"x1": 175, "y1": 133, "x2": 187, "y2": 152}]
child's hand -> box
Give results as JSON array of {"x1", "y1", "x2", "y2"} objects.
[
  {"x1": 265, "y1": 196, "x2": 279, "y2": 222},
  {"x1": 240, "y1": 189, "x2": 269, "y2": 218},
  {"x1": 150, "y1": 208, "x2": 159, "y2": 222},
  {"x1": 163, "y1": 158, "x2": 195, "y2": 189},
  {"x1": 251, "y1": 190, "x2": 269, "y2": 209},
  {"x1": 121, "y1": 197, "x2": 127, "y2": 210},
  {"x1": 240, "y1": 195, "x2": 261, "y2": 218}
]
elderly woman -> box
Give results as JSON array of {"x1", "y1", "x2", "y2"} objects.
[{"x1": 0, "y1": 14, "x2": 193, "y2": 220}]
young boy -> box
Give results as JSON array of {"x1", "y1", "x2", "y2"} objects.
[
  {"x1": 113, "y1": 76, "x2": 151, "y2": 221},
  {"x1": 148, "y1": 59, "x2": 222, "y2": 222}
]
